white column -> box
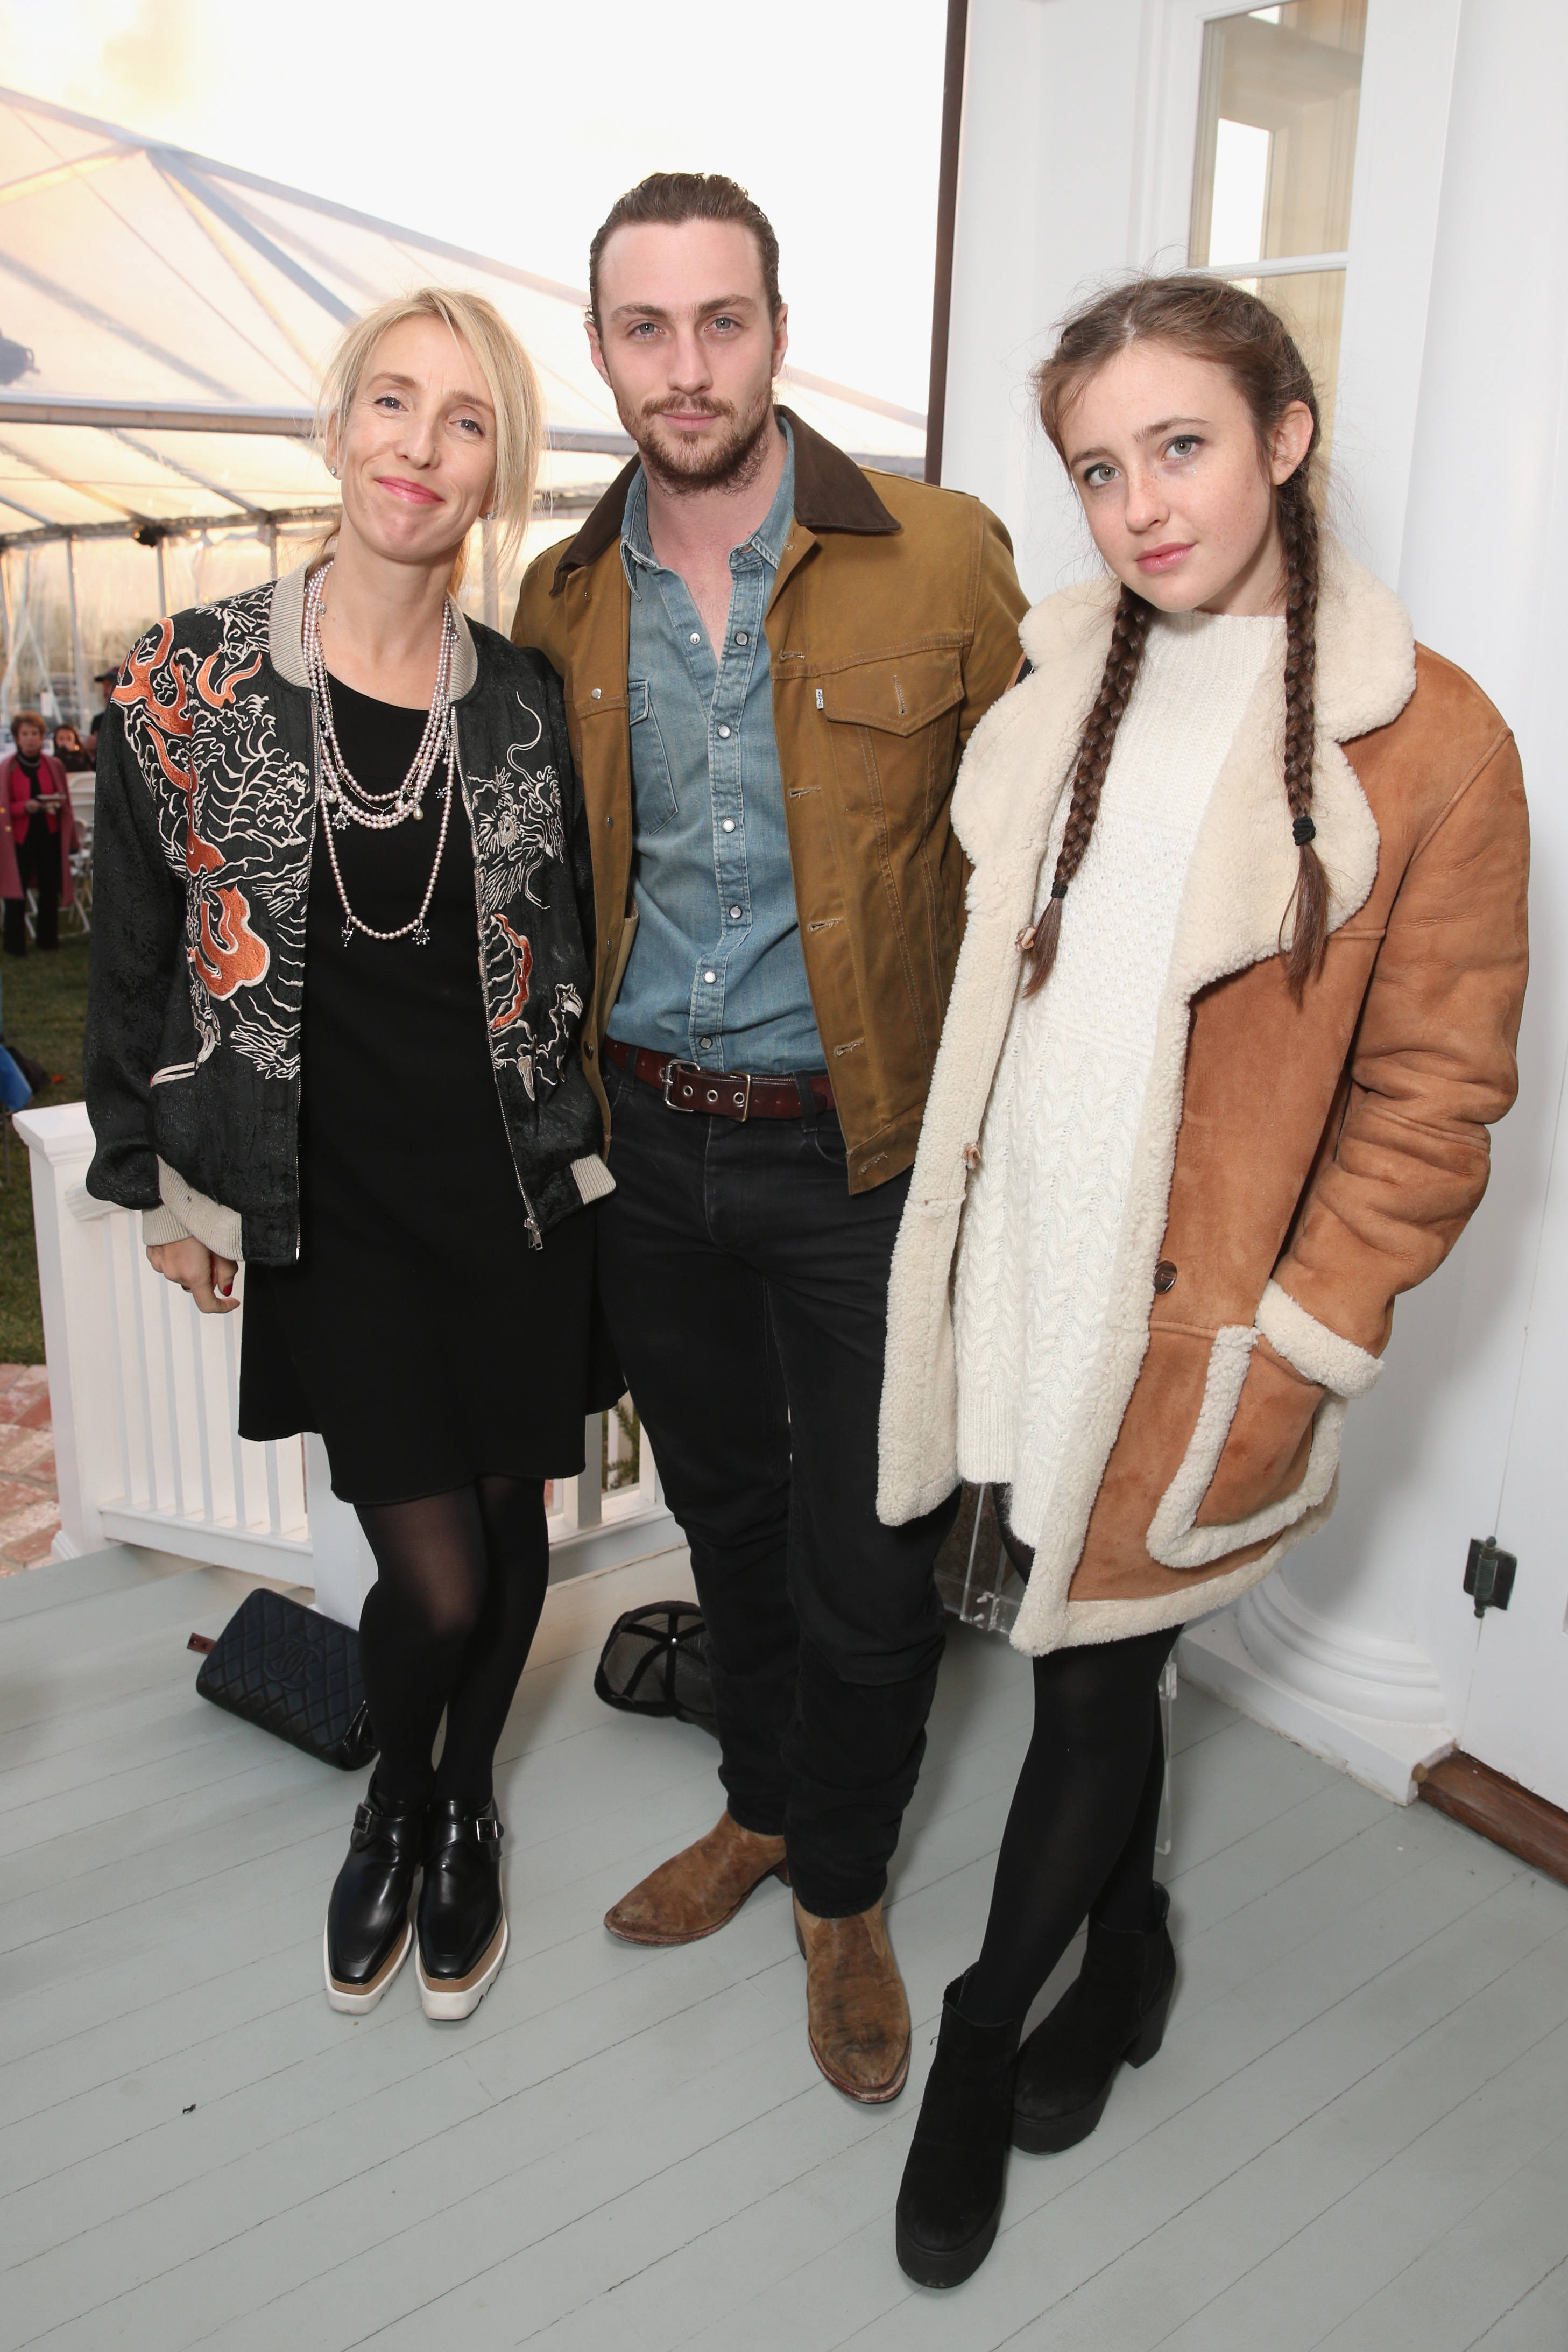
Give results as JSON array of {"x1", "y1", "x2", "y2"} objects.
[{"x1": 1184, "y1": 0, "x2": 1568, "y2": 1802}]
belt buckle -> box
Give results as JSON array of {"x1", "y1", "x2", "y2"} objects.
[
  {"x1": 662, "y1": 1058, "x2": 698, "y2": 1113},
  {"x1": 733, "y1": 1072, "x2": 753, "y2": 1123}
]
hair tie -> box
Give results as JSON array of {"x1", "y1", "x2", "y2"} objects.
[
  {"x1": 1050, "y1": 879, "x2": 1068, "y2": 900},
  {"x1": 1292, "y1": 815, "x2": 1316, "y2": 847}
]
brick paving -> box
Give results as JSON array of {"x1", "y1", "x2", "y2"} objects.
[{"x1": 0, "y1": 1367, "x2": 59, "y2": 1573}]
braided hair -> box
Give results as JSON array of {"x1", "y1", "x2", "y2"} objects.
[{"x1": 1023, "y1": 275, "x2": 1327, "y2": 1002}]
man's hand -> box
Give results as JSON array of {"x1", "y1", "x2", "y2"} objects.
[{"x1": 146, "y1": 1238, "x2": 239, "y2": 1313}]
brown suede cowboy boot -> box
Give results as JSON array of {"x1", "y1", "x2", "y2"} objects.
[
  {"x1": 603, "y1": 1811, "x2": 789, "y2": 1946},
  {"x1": 794, "y1": 1893, "x2": 911, "y2": 2103}
]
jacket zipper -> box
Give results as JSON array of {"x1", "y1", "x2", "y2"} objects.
[
  {"x1": 294, "y1": 703, "x2": 324, "y2": 1263},
  {"x1": 454, "y1": 719, "x2": 543, "y2": 1250}
]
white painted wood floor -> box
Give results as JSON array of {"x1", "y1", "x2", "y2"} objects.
[{"x1": 3, "y1": 1543, "x2": 1566, "y2": 2352}]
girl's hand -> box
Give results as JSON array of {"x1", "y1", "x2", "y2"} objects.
[
  {"x1": 22, "y1": 797, "x2": 40, "y2": 813},
  {"x1": 146, "y1": 1238, "x2": 239, "y2": 1313}
]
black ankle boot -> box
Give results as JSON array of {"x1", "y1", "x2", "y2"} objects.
[
  {"x1": 416, "y1": 1798, "x2": 507, "y2": 2021},
  {"x1": 895, "y1": 1974, "x2": 1023, "y2": 2289},
  {"x1": 323, "y1": 1783, "x2": 426, "y2": 2014},
  {"x1": 1012, "y1": 1884, "x2": 1175, "y2": 2153}
]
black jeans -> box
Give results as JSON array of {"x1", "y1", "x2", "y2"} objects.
[{"x1": 598, "y1": 1056, "x2": 956, "y2": 1918}]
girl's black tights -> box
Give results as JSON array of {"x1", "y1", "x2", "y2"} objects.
[
  {"x1": 961, "y1": 1624, "x2": 1179, "y2": 2026},
  {"x1": 354, "y1": 1476, "x2": 550, "y2": 1812}
]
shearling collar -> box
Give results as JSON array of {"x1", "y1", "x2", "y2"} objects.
[
  {"x1": 956, "y1": 539, "x2": 1415, "y2": 995},
  {"x1": 267, "y1": 558, "x2": 479, "y2": 701}
]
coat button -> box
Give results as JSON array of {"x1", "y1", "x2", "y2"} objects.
[{"x1": 1153, "y1": 1260, "x2": 1177, "y2": 1293}]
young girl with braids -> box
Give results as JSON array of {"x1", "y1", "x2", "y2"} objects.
[{"x1": 876, "y1": 276, "x2": 1529, "y2": 2288}]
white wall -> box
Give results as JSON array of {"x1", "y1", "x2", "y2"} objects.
[{"x1": 940, "y1": 0, "x2": 1568, "y2": 1801}]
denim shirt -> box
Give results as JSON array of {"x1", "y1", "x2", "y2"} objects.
[{"x1": 607, "y1": 420, "x2": 824, "y2": 1075}]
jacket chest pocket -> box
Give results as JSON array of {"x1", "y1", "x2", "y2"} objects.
[
  {"x1": 627, "y1": 677, "x2": 679, "y2": 837},
  {"x1": 817, "y1": 650, "x2": 964, "y2": 806}
]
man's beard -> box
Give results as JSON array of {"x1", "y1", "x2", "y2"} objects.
[{"x1": 623, "y1": 382, "x2": 779, "y2": 496}]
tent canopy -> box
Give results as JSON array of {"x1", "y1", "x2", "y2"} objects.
[{"x1": 0, "y1": 84, "x2": 926, "y2": 545}]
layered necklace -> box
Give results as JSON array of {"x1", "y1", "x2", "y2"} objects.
[{"x1": 303, "y1": 561, "x2": 457, "y2": 948}]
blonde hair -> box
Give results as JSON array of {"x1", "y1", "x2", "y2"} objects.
[{"x1": 314, "y1": 287, "x2": 546, "y2": 578}]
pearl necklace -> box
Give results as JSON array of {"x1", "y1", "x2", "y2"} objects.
[{"x1": 304, "y1": 562, "x2": 457, "y2": 948}]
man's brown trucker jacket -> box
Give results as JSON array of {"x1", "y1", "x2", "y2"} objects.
[{"x1": 511, "y1": 410, "x2": 1028, "y2": 1192}]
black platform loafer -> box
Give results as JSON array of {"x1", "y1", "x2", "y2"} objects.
[
  {"x1": 895, "y1": 1973, "x2": 1023, "y2": 2290},
  {"x1": 323, "y1": 1785, "x2": 426, "y2": 2015},
  {"x1": 416, "y1": 1799, "x2": 507, "y2": 2022},
  {"x1": 1012, "y1": 1883, "x2": 1176, "y2": 2154}
]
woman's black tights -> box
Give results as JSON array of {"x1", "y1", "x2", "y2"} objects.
[
  {"x1": 962, "y1": 1625, "x2": 1179, "y2": 2026},
  {"x1": 354, "y1": 1476, "x2": 549, "y2": 1812}
]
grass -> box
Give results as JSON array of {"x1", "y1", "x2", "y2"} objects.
[{"x1": 1, "y1": 926, "x2": 89, "y2": 1362}]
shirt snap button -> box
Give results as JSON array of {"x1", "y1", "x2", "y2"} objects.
[
  {"x1": 722, "y1": 818, "x2": 736, "y2": 832},
  {"x1": 729, "y1": 906, "x2": 742, "y2": 920},
  {"x1": 700, "y1": 1036, "x2": 713, "y2": 1050},
  {"x1": 590, "y1": 687, "x2": 602, "y2": 700},
  {"x1": 703, "y1": 969, "x2": 716, "y2": 983},
  {"x1": 734, "y1": 631, "x2": 748, "y2": 645},
  {"x1": 689, "y1": 632, "x2": 701, "y2": 644},
  {"x1": 717, "y1": 724, "x2": 732, "y2": 738},
  {"x1": 1153, "y1": 1260, "x2": 1177, "y2": 1294}
]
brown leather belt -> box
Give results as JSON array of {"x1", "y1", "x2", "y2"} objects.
[{"x1": 604, "y1": 1036, "x2": 835, "y2": 1123}]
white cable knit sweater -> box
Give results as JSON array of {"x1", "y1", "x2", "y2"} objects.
[{"x1": 952, "y1": 605, "x2": 1284, "y2": 1548}]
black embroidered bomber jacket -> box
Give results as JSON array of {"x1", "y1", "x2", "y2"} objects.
[{"x1": 83, "y1": 562, "x2": 608, "y2": 1265}]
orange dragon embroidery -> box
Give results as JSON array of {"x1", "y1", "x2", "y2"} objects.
[
  {"x1": 190, "y1": 886, "x2": 270, "y2": 999},
  {"x1": 488, "y1": 914, "x2": 533, "y2": 1032},
  {"x1": 113, "y1": 620, "x2": 192, "y2": 737},
  {"x1": 144, "y1": 722, "x2": 222, "y2": 874},
  {"x1": 196, "y1": 650, "x2": 262, "y2": 709}
]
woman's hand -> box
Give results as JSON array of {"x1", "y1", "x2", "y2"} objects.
[{"x1": 146, "y1": 1238, "x2": 239, "y2": 1313}]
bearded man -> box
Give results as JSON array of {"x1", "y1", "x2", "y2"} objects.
[{"x1": 513, "y1": 172, "x2": 1026, "y2": 2104}]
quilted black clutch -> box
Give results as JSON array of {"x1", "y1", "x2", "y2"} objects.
[
  {"x1": 194, "y1": 1587, "x2": 377, "y2": 1770},
  {"x1": 594, "y1": 1600, "x2": 718, "y2": 1738}
]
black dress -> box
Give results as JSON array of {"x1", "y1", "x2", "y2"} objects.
[{"x1": 239, "y1": 676, "x2": 617, "y2": 1503}]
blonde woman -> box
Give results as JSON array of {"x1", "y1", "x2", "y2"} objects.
[{"x1": 85, "y1": 290, "x2": 618, "y2": 2023}]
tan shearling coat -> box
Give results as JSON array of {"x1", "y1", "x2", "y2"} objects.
[{"x1": 877, "y1": 546, "x2": 1529, "y2": 1654}]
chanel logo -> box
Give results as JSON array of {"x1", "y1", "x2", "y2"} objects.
[{"x1": 263, "y1": 1637, "x2": 312, "y2": 1684}]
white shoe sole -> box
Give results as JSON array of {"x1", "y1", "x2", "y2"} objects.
[
  {"x1": 323, "y1": 1917, "x2": 411, "y2": 2015},
  {"x1": 417, "y1": 1906, "x2": 507, "y2": 2021}
]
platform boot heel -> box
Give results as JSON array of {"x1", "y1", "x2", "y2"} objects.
[
  {"x1": 1011, "y1": 1884, "x2": 1175, "y2": 2153},
  {"x1": 895, "y1": 1971, "x2": 1023, "y2": 2289}
]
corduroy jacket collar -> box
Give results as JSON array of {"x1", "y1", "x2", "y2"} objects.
[{"x1": 549, "y1": 406, "x2": 901, "y2": 591}]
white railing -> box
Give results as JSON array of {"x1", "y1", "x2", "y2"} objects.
[{"x1": 17, "y1": 1103, "x2": 676, "y2": 1624}]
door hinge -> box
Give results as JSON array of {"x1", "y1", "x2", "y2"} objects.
[{"x1": 1464, "y1": 1537, "x2": 1517, "y2": 1619}]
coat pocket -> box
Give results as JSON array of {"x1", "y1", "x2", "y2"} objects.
[
  {"x1": 818, "y1": 649, "x2": 964, "y2": 737},
  {"x1": 1146, "y1": 1325, "x2": 1344, "y2": 1572}
]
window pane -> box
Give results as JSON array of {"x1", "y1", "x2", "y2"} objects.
[
  {"x1": 1190, "y1": 2, "x2": 1367, "y2": 267},
  {"x1": 1228, "y1": 267, "x2": 1346, "y2": 456}
]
